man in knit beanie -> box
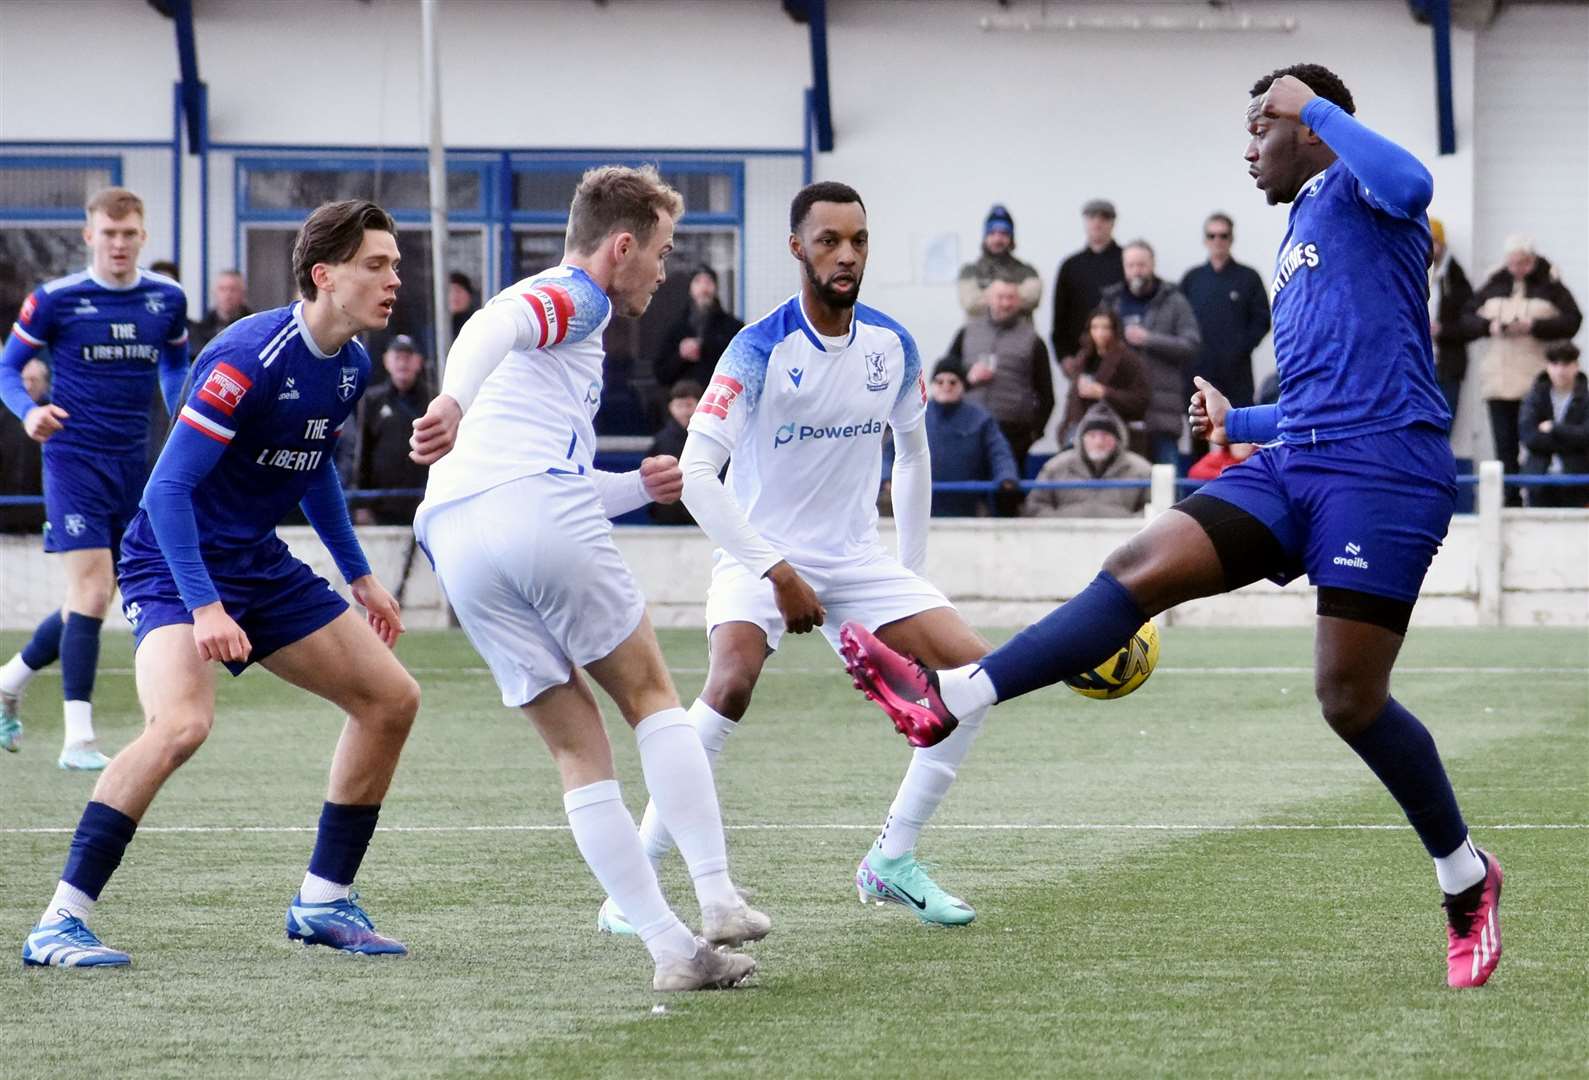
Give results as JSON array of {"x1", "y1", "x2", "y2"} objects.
[{"x1": 956, "y1": 202, "x2": 1042, "y2": 317}]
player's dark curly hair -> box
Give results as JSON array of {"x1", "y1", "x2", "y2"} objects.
[
  {"x1": 790, "y1": 181, "x2": 865, "y2": 233},
  {"x1": 1250, "y1": 63, "x2": 1355, "y2": 115}
]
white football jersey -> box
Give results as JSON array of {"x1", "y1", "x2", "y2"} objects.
[
  {"x1": 417, "y1": 266, "x2": 612, "y2": 529},
  {"x1": 688, "y1": 294, "x2": 925, "y2": 568}
]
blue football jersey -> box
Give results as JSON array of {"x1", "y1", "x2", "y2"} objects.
[
  {"x1": 120, "y1": 302, "x2": 369, "y2": 560},
  {"x1": 10, "y1": 269, "x2": 189, "y2": 456},
  {"x1": 1268, "y1": 161, "x2": 1449, "y2": 444}
]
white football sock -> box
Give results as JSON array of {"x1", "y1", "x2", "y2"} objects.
[
  {"x1": 939, "y1": 664, "x2": 997, "y2": 719},
  {"x1": 0, "y1": 653, "x2": 38, "y2": 697},
  {"x1": 633, "y1": 709, "x2": 738, "y2": 910},
  {"x1": 563, "y1": 780, "x2": 695, "y2": 962},
  {"x1": 63, "y1": 700, "x2": 95, "y2": 747},
  {"x1": 635, "y1": 699, "x2": 738, "y2": 869},
  {"x1": 41, "y1": 880, "x2": 96, "y2": 926},
  {"x1": 1434, "y1": 835, "x2": 1486, "y2": 894},
  {"x1": 299, "y1": 872, "x2": 350, "y2": 904},
  {"x1": 877, "y1": 705, "x2": 989, "y2": 859}
]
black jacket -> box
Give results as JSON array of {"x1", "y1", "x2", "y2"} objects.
[
  {"x1": 1431, "y1": 255, "x2": 1474, "y2": 382},
  {"x1": 1050, "y1": 241, "x2": 1124, "y2": 361},
  {"x1": 1179, "y1": 259, "x2": 1270, "y2": 409},
  {"x1": 1520, "y1": 370, "x2": 1589, "y2": 476},
  {"x1": 355, "y1": 380, "x2": 432, "y2": 524},
  {"x1": 653, "y1": 303, "x2": 744, "y2": 391}
]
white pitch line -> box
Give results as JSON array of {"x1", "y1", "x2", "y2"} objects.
[
  {"x1": 22, "y1": 665, "x2": 1589, "y2": 677},
  {"x1": 2, "y1": 822, "x2": 1583, "y2": 836}
]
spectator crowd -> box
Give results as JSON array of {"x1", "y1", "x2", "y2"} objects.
[{"x1": 3, "y1": 204, "x2": 1585, "y2": 531}]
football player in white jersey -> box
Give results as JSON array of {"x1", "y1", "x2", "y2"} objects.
[
  {"x1": 596, "y1": 182, "x2": 995, "y2": 931},
  {"x1": 408, "y1": 166, "x2": 766, "y2": 992}
]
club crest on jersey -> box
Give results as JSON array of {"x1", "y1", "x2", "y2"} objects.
[
  {"x1": 338, "y1": 366, "x2": 359, "y2": 402},
  {"x1": 198, "y1": 362, "x2": 253, "y2": 415},
  {"x1": 864, "y1": 351, "x2": 889, "y2": 392},
  {"x1": 145, "y1": 293, "x2": 164, "y2": 314},
  {"x1": 696, "y1": 374, "x2": 743, "y2": 420}
]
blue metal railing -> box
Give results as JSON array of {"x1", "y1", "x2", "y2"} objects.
[{"x1": 4, "y1": 476, "x2": 1589, "y2": 508}]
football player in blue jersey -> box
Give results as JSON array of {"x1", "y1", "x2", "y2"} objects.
[
  {"x1": 0, "y1": 188, "x2": 189, "y2": 770},
  {"x1": 840, "y1": 64, "x2": 1503, "y2": 988},
  {"x1": 23, "y1": 200, "x2": 421, "y2": 968}
]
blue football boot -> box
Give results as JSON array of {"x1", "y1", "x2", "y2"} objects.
[
  {"x1": 285, "y1": 891, "x2": 407, "y2": 956},
  {"x1": 22, "y1": 913, "x2": 131, "y2": 968}
]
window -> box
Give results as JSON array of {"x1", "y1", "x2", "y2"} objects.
[{"x1": 240, "y1": 162, "x2": 483, "y2": 216}]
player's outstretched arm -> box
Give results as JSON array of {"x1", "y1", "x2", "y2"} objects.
[
  {"x1": 1268, "y1": 76, "x2": 1432, "y2": 218},
  {"x1": 889, "y1": 423, "x2": 932, "y2": 575}
]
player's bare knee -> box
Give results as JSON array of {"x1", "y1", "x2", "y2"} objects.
[
  {"x1": 1315, "y1": 676, "x2": 1385, "y2": 738},
  {"x1": 702, "y1": 670, "x2": 756, "y2": 720},
  {"x1": 155, "y1": 714, "x2": 213, "y2": 766}
]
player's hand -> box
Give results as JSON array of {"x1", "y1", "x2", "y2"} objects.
[
  {"x1": 350, "y1": 574, "x2": 404, "y2": 648},
  {"x1": 192, "y1": 601, "x2": 251, "y2": 664},
  {"x1": 23, "y1": 403, "x2": 68, "y2": 443},
  {"x1": 638, "y1": 455, "x2": 684, "y2": 504},
  {"x1": 1258, "y1": 74, "x2": 1318, "y2": 123},
  {"x1": 1190, "y1": 376, "x2": 1233, "y2": 446},
  {"x1": 410, "y1": 394, "x2": 462, "y2": 464},
  {"x1": 1124, "y1": 324, "x2": 1150, "y2": 347},
  {"x1": 766, "y1": 561, "x2": 825, "y2": 635}
]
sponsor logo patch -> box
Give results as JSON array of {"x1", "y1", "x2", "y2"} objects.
[
  {"x1": 696, "y1": 374, "x2": 743, "y2": 420},
  {"x1": 198, "y1": 362, "x2": 253, "y2": 415},
  {"x1": 18, "y1": 294, "x2": 37, "y2": 324}
]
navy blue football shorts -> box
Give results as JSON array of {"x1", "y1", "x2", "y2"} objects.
[
  {"x1": 1188, "y1": 424, "x2": 1457, "y2": 605},
  {"x1": 42, "y1": 448, "x2": 146, "y2": 555},
  {"x1": 119, "y1": 538, "x2": 348, "y2": 676}
]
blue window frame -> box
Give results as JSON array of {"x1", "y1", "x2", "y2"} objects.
[{"x1": 0, "y1": 155, "x2": 123, "y2": 220}]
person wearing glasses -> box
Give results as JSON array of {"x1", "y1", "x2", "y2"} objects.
[{"x1": 1180, "y1": 213, "x2": 1271, "y2": 421}]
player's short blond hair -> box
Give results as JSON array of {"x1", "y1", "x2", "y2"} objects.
[
  {"x1": 565, "y1": 165, "x2": 684, "y2": 256},
  {"x1": 85, "y1": 187, "x2": 144, "y2": 222}
]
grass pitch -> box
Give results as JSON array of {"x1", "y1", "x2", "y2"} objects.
[{"x1": 2, "y1": 625, "x2": 1585, "y2": 1079}]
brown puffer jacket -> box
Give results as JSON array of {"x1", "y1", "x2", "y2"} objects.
[{"x1": 1024, "y1": 403, "x2": 1151, "y2": 519}]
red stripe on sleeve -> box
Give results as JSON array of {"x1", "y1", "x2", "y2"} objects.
[
  {"x1": 541, "y1": 284, "x2": 575, "y2": 345},
  {"x1": 521, "y1": 291, "x2": 551, "y2": 348},
  {"x1": 180, "y1": 413, "x2": 232, "y2": 444}
]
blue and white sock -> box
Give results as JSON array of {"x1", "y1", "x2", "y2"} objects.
[
  {"x1": 44, "y1": 800, "x2": 137, "y2": 925},
  {"x1": 302, "y1": 802, "x2": 381, "y2": 902},
  {"x1": 60, "y1": 612, "x2": 103, "y2": 746}
]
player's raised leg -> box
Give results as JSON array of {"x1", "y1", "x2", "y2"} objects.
[
  {"x1": 853, "y1": 607, "x2": 990, "y2": 926},
  {"x1": 23, "y1": 624, "x2": 216, "y2": 967},
  {"x1": 840, "y1": 506, "x2": 1228, "y2": 742},
  {"x1": 261, "y1": 608, "x2": 420, "y2": 956},
  {"x1": 1314, "y1": 608, "x2": 1500, "y2": 987}
]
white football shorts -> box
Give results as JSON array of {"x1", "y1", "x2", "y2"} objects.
[
  {"x1": 705, "y1": 548, "x2": 951, "y2": 652},
  {"x1": 417, "y1": 471, "x2": 646, "y2": 707}
]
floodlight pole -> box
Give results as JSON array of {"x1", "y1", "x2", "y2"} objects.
[{"x1": 421, "y1": 0, "x2": 451, "y2": 380}]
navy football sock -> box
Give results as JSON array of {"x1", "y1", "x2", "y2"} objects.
[
  {"x1": 60, "y1": 612, "x2": 103, "y2": 703},
  {"x1": 20, "y1": 610, "x2": 65, "y2": 670},
  {"x1": 307, "y1": 802, "x2": 382, "y2": 887},
  {"x1": 60, "y1": 801, "x2": 139, "y2": 901},
  {"x1": 978, "y1": 571, "x2": 1148, "y2": 702},
  {"x1": 1345, "y1": 697, "x2": 1469, "y2": 858}
]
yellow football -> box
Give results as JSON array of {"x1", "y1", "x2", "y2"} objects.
[{"x1": 1064, "y1": 621, "x2": 1160, "y2": 700}]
